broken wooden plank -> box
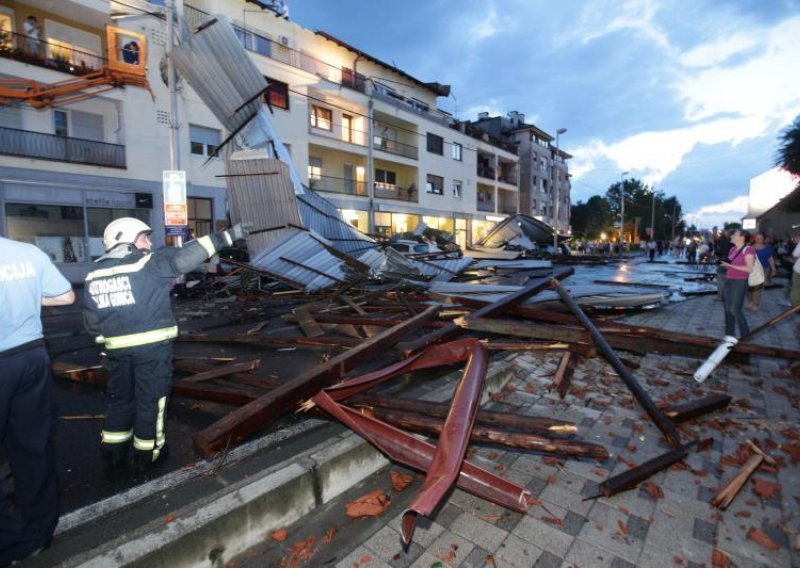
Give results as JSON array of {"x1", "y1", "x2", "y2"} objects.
[
  {"x1": 660, "y1": 394, "x2": 732, "y2": 423},
  {"x1": 181, "y1": 359, "x2": 261, "y2": 383},
  {"x1": 368, "y1": 408, "x2": 608, "y2": 460},
  {"x1": 293, "y1": 307, "x2": 325, "y2": 337},
  {"x1": 551, "y1": 351, "x2": 573, "y2": 399},
  {"x1": 397, "y1": 268, "x2": 575, "y2": 356},
  {"x1": 594, "y1": 438, "x2": 712, "y2": 498},
  {"x1": 551, "y1": 280, "x2": 682, "y2": 448},
  {"x1": 179, "y1": 333, "x2": 360, "y2": 348},
  {"x1": 193, "y1": 305, "x2": 441, "y2": 455},
  {"x1": 349, "y1": 394, "x2": 577, "y2": 436},
  {"x1": 711, "y1": 441, "x2": 776, "y2": 510}
]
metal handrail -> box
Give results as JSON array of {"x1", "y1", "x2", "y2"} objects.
[
  {"x1": 0, "y1": 29, "x2": 106, "y2": 75},
  {"x1": 0, "y1": 126, "x2": 125, "y2": 168}
]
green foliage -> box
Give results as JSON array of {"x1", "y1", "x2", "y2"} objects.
[
  {"x1": 571, "y1": 195, "x2": 613, "y2": 239},
  {"x1": 776, "y1": 115, "x2": 800, "y2": 177}
]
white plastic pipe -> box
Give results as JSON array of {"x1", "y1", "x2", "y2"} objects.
[{"x1": 694, "y1": 336, "x2": 738, "y2": 383}]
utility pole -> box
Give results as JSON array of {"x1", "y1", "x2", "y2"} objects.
[
  {"x1": 650, "y1": 187, "x2": 656, "y2": 240},
  {"x1": 552, "y1": 128, "x2": 566, "y2": 253},
  {"x1": 619, "y1": 171, "x2": 628, "y2": 256}
]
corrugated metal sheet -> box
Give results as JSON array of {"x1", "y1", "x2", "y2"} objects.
[
  {"x1": 427, "y1": 281, "x2": 668, "y2": 308},
  {"x1": 357, "y1": 248, "x2": 472, "y2": 282},
  {"x1": 171, "y1": 15, "x2": 265, "y2": 135},
  {"x1": 476, "y1": 214, "x2": 555, "y2": 249},
  {"x1": 414, "y1": 257, "x2": 475, "y2": 281},
  {"x1": 296, "y1": 190, "x2": 378, "y2": 257},
  {"x1": 225, "y1": 155, "x2": 302, "y2": 256},
  {"x1": 471, "y1": 259, "x2": 552, "y2": 270},
  {"x1": 248, "y1": 227, "x2": 368, "y2": 293}
]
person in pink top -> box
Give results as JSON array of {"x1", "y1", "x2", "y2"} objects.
[{"x1": 718, "y1": 229, "x2": 756, "y2": 337}]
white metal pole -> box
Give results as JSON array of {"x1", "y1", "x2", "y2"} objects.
[
  {"x1": 619, "y1": 171, "x2": 628, "y2": 256},
  {"x1": 552, "y1": 128, "x2": 566, "y2": 252}
]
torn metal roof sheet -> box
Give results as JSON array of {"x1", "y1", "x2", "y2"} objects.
[
  {"x1": 427, "y1": 281, "x2": 669, "y2": 309},
  {"x1": 471, "y1": 259, "x2": 553, "y2": 270},
  {"x1": 296, "y1": 190, "x2": 378, "y2": 257},
  {"x1": 464, "y1": 246, "x2": 522, "y2": 260},
  {"x1": 248, "y1": 227, "x2": 368, "y2": 292},
  {"x1": 475, "y1": 214, "x2": 556, "y2": 249},
  {"x1": 358, "y1": 248, "x2": 472, "y2": 282}
]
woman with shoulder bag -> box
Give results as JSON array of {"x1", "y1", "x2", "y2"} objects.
[
  {"x1": 718, "y1": 229, "x2": 756, "y2": 338},
  {"x1": 746, "y1": 232, "x2": 776, "y2": 311}
]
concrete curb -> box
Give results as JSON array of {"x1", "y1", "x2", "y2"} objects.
[{"x1": 36, "y1": 352, "x2": 519, "y2": 567}]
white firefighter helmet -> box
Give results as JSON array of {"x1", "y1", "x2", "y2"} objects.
[{"x1": 103, "y1": 217, "x2": 152, "y2": 251}]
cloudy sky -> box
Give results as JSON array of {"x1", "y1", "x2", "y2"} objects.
[{"x1": 290, "y1": 0, "x2": 800, "y2": 229}]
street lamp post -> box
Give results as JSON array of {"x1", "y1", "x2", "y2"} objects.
[
  {"x1": 619, "y1": 171, "x2": 629, "y2": 256},
  {"x1": 552, "y1": 127, "x2": 567, "y2": 253},
  {"x1": 650, "y1": 187, "x2": 656, "y2": 241}
]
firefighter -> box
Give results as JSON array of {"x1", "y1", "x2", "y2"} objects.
[{"x1": 83, "y1": 218, "x2": 249, "y2": 474}]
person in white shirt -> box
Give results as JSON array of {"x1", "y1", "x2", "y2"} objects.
[{"x1": 790, "y1": 231, "x2": 800, "y2": 307}]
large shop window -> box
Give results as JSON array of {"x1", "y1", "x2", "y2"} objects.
[{"x1": 5, "y1": 203, "x2": 149, "y2": 262}]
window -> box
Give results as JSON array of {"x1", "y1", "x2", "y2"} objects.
[
  {"x1": 375, "y1": 168, "x2": 396, "y2": 189},
  {"x1": 54, "y1": 110, "x2": 68, "y2": 137},
  {"x1": 71, "y1": 110, "x2": 103, "y2": 141},
  {"x1": 188, "y1": 197, "x2": 212, "y2": 237},
  {"x1": 264, "y1": 77, "x2": 289, "y2": 110},
  {"x1": 374, "y1": 125, "x2": 397, "y2": 152},
  {"x1": 426, "y1": 174, "x2": 443, "y2": 195},
  {"x1": 341, "y1": 114, "x2": 354, "y2": 143},
  {"x1": 189, "y1": 124, "x2": 221, "y2": 157},
  {"x1": 310, "y1": 105, "x2": 332, "y2": 130},
  {"x1": 452, "y1": 180, "x2": 462, "y2": 198},
  {"x1": 451, "y1": 142, "x2": 462, "y2": 161},
  {"x1": 426, "y1": 132, "x2": 443, "y2": 155},
  {"x1": 308, "y1": 157, "x2": 322, "y2": 180}
]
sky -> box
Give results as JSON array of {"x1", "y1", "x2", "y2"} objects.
[{"x1": 288, "y1": 0, "x2": 800, "y2": 229}]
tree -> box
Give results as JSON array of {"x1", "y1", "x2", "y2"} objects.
[
  {"x1": 776, "y1": 115, "x2": 800, "y2": 177},
  {"x1": 571, "y1": 196, "x2": 613, "y2": 239}
]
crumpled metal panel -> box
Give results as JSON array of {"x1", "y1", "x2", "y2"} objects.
[
  {"x1": 171, "y1": 15, "x2": 266, "y2": 135},
  {"x1": 476, "y1": 214, "x2": 555, "y2": 249},
  {"x1": 248, "y1": 228, "x2": 367, "y2": 292},
  {"x1": 296, "y1": 190, "x2": 377, "y2": 257},
  {"x1": 358, "y1": 247, "x2": 470, "y2": 282}
]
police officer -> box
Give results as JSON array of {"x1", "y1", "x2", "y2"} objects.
[
  {"x1": 0, "y1": 235, "x2": 74, "y2": 565},
  {"x1": 83, "y1": 218, "x2": 248, "y2": 474}
]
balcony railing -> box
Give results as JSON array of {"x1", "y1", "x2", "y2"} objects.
[
  {"x1": 0, "y1": 127, "x2": 126, "y2": 168},
  {"x1": 373, "y1": 136, "x2": 418, "y2": 160},
  {"x1": 374, "y1": 183, "x2": 417, "y2": 202},
  {"x1": 0, "y1": 30, "x2": 106, "y2": 76},
  {"x1": 309, "y1": 175, "x2": 367, "y2": 196},
  {"x1": 477, "y1": 167, "x2": 495, "y2": 180},
  {"x1": 477, "y1": 200, "x2": 495, "y2": 212}
]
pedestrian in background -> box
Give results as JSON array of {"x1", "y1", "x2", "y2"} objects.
[
  {"x1": 714, "y1": 229, "x2": 732, "y2": 300},
  {"x1": 0, "y1": 236, "x2": 74, "y2": 565},
  {"x1": 83, "y1": 218, "x2": 249, "y2": 476},
  {"x1": 746, "y1": 232, "x2": 776, "y2": 311},
  {"x1": 719, "y1": 229, "x2": 755, "y2": 338},
  {"x1": 790, "y1": 230, "x2": 800, "y2": 307}
]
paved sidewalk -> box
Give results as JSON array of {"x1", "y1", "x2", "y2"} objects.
[{"x1": 237, "y1": 286, "x2": 800, "y2": 567}]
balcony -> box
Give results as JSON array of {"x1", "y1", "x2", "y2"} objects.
[
  {"x1": 373, "y1": 136, "x2": 418, "y2": 160},
  {"x1": 374, "y1": 183, "x2": 417, "y2": 202},
  {"x1": 309, "y1": 175, "x2": 367, "y2": 197},
  {"x1": 477, "y1": 167, "x2": 495, "y2": 180},
  {"x1": 0, "y1": 30, "x2": 105, "y2": 76},
  {"x1": 0, "y1": 127, "x2": 125, "y2": 168}
]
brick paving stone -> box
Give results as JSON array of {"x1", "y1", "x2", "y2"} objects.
[
  {"x1": 609, "y1": 556, "x2": 637, "y2": 568},
  {"x1": 563, "y1": 537, "x2": 621, "y2": 567},
  {"x1": 431, "y1": 504, "x2": 464, "y2": 532},
  {"x1": 580, "y1": 501, "x2": 645, "y2": 564},
  {"x1": 387, "y1": 513, "x2": 446, "y2": 548},
  {"x1": 512, "y1": 515, "x2": 573, "y2": 558},
  {"x1": 335, "y1": 545, "x2": 392, "y2": 568},
  {"x1": 424, "y1": 530, "x2": 476, "y2": 567},
  {"x1": 626, "y1": 514, "x2": 649, "y2": 541},
  {"x1": 692, "y1": 518, "x2": 716, "y2": 544},
  {"x1": 561, "y1": 510, "x2": 587, "y2": 537},
  {"x1": 448, "y1": 512, "x2": 508, "y2": 553},
  {"x1": 363, "y1": 525, "x2": 411, "y2": 563},
  {"x1": 492, "y1": 534, "x2": 543, "y2": 568},
  {"x1": 387, "y1": 542, "x2": 425, "y2": 568},
  {"x1": 531, "y1": 550, "x2": 563, "y2": 568},
  {"x1": 493, "y1": 510, "x2": 523, "y2": 534},
  {"x1": 459, "y1": 546, "x2": 493, "y2": 568}
]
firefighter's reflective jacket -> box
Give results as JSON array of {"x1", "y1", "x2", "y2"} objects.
[{"x1": 83, "y1": 234, "x2": 225, "y2": 352}]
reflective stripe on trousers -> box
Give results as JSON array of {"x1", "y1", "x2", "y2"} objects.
[
  {"x1": 101, "y1": 326, "x2": 178, "y2": 350},
  {"x1": 101, "y1": 429, "x2": 133, "y2": 444},
  {"x1": 133, "y1": 396, "x2": 167, "y2": 461}
]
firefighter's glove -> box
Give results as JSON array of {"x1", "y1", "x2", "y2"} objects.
[{"x1": 224, "y1": 223, "x2": 252, "y2": 245}]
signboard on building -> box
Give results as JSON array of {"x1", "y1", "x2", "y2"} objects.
[
  {"x1": 162, "y1": 170, "x2": 187, "y2": 228},
  {"x1": 742, "y1": 218, "x2": 757, "y2": 230}
]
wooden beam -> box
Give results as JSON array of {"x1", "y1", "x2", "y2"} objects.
[{"x1": 181, "y1": 359, "x2": 261, "y2": 383}]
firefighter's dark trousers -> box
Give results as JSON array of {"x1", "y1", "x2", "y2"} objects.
[
  {"x1": 101, "y1": 343, "x2": 172, "y2": 465},
  {"x1": 0, "y1": 343, "x2": 58, "y2": 566}
]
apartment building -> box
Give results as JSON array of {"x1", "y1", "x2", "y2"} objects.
[
  {"x1": 0, "y1": 0, "x2": 521, "y2": 280},
  {"x1": 470, "y1": 111, "x2": 572, "y2": 238}
]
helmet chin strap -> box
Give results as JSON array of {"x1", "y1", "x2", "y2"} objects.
[{"x1": 98, "y1": 244, "x2": 135, "y2": 261}]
